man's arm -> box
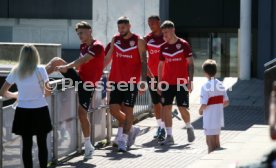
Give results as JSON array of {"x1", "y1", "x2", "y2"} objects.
[
  {"x1": 186, "y1": 57, "x2": 194, "y2": 92},
  {"x1": 158, "y1": 61, "x2": 164, "y2": 84},
  {"x1": 67, "y1": 54, "x2": 94, "y2": 69},
  {"x1": 56, "y1": 54, "x2": 94, "y2": 73},
  {"x1": 104, "y1": 38, "x2": 115, "y2": 68},
  {"x1": 138, "y1": 38, "x2": 147, "y2": 82},
  {"x1": 157, "y1": 61, "x2": 164, "y2": 95}
]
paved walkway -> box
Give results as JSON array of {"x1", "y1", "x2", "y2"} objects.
[
  {"x1": 190, "y1": 125, "x2": 274, "y2": 168},
  {"x1": 54, "y1": 77, "x2": 267, "y2": 168}
]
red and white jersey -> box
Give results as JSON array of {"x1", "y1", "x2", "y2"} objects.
[
  {"x1": 109, "y1": 34, "x2": 142, "y2": 83},
  {"x1": 144, "y1": 33, "x2": 165, "y2": 76},
  {"x1": 160, "y1": 38, "x2": 193, "y2": 85},
  {"x1": 78, "y1": 40, "x2": 105, "y2": 85},
  {"x1": 200, "y1": 79, "x2": 229, "y2": 129}
]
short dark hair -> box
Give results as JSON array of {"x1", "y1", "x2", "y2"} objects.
[
  {"x1": 202, "y1": 59, "x2": 217, "y2": 77},
  {"x1": 148, "y1": 15, "x2": 160, "y2": 21},
  {"x1": 117, "y1": 16, "x2": 130, "y2": 25},
  {"x1": 161, "y1": 20, "x2": 175, "y2": 29},
  {"x1": 75, "y1": 21, "x2": 92, "y2": 31}
]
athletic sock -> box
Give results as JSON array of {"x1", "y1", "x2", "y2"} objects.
[
  {"x1": 156, "y1": 119, "x2": 162, "y2": 127},
  {"x1": 84, "y1": 137, "x2": 92, "y2": 149},
  {"x1": 185, "y1": 122, "x2": 193, "y2": 129},
  {"x1": 166, "y1": 127, "x2": 172, "y2": 136},
  {"x1": 117, "y1": 127, "x2": 123, "y2": 138},
  {"x1": 121, "y1": 134, "x2": 128, "y2": 142},
  {"x1": 160, "y1": 121, "x2": 165, "y2": 129}
]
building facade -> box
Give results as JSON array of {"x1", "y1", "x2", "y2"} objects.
[{"x1": 0, "y1": 0, "x2": 275, "y2": 79}]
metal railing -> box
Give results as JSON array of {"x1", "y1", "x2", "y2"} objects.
[{"x1": 0, "y1": 71, "x2": 152, "y2": 167}]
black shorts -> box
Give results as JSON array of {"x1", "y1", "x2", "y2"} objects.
[
  {"x1": 146, "y1": 76, "x2": 161, "y2": 104},
  {"x1": 109, "y1": 83, "x2": 138, "y2": 108},
  {"x1": 161, "y1": 85, "x2": 189, "y2": 107},
  {"x1": 61, "y1": 68, "x2": 94, "y2": 111}
]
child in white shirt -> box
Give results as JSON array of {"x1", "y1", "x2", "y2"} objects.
[{"x1": 199, "y1": 59, "x2": 229, "y2": 153}]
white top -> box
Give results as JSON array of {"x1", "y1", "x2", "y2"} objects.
[
  {"x1": 200, "y1": 79, "x2": 229, "y2": 129},
  {"x1": 6, "y1": 66, "x2": 49, "y2": 108}
]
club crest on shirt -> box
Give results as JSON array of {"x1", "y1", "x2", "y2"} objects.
[
  {"x1": 148, "y1": 39, "x2": 155, "y2": 44},
  {"x1": 116, "y1": 40, "x2": 121, "y2": 45},
  {"x1": 176, "y1": 44, "x2": 181, "y2": 50},
  {"x1": 130, "y1": 40, "x2": 135, "y2": 47}
]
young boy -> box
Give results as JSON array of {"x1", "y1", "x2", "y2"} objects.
[{"x1": 199, "y1": 59, "x2": 230, "y2": 153}]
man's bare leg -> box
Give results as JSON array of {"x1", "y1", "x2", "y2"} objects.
[
  {"x1": 121, "y1": 105, "x2": 140, "y2": 148},
  {"x1": 78, "y1": 105, "x2": 91, "y2": 137},
  {"x1": 163, "y1": 105, "x2": 173, "y2": 128},
  {"x1": 160, "y1": 105, "x2": 175, "y2": 145},
  {"x1": 178, "y1": 106, "x2": 191, "y2": 124},
  {"x1": 121, "y1": 105, "x2": 134, "y2": 134},
  {"x1": 109, "y1": 104, "x2": 126, "y2": 127},
  {"x1": 154, "y1": 103, "x2": 162, "y2": 120},
  {"x1": 178, "y1": 106, "x2": 195, "y2": 142},
  {"x1": 45, "y1": 57, "x2": 67, "y2": 74}
]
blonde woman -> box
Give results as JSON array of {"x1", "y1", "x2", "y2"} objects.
[{"x1": 0, "y1": 45, "x2": 52, "y2": 168}]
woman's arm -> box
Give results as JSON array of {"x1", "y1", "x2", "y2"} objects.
[
  {"x1": 0, "y1": 82, "x2": 18, "y2": 99},
  {"x1": 44, "y1": 81, "x2": 52, "y2": 97}
]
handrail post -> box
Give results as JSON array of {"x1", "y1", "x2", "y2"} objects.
[
  {"x1": 0, "y1": 100, "x2": 3, "y2": 168},
  {"x1": 90, "y1": 111, "x2": 95, "y2": 146},
  {"x1": 76, "y1": 91, "x2": 82, "y2": 153},
  {"x1": 106, "y1": 108, "x2": 112, "y2": 144},
  {"x1": 52, "y1": 91, "x2": 58, "y2": 164}
]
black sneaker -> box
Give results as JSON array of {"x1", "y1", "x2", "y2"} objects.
[
  {"x1": 160, "y1": 135, "x2": 174, "y2": 146},
  {"x1": 157, "y1": 128, "x2": 166, "y2": 142},
  {"x1": 153, "y1": 127, "x2": 161, "y2": 139}
]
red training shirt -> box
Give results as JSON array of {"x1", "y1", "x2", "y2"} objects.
[
  {"x1": 78, "y1": 40, "x2": 105, "y2": 85},
  {"x1": 159, "y1": 38, "x2": 193, "y2": 85},
  {"x1": 109, "y1": 34, "x2": 142, "y2": 84},
  {"x1": 144, "y1": 32, "x2": 165, "y2": 77}
]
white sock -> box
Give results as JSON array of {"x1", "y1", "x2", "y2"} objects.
[
  {"x1": 166, "y1": 127, "x2": 172, "y2": 136},
  {"x1": 117, "y1": 127, "x2": 123, "y2": 138},
  {"x1": 130, "y1": 126, "x2": 134, "y2": 132},
  {"x1": 160, "y1": 121, "x2": 165, "y2": 129},
  {"x1": 186, "y1": 122, "x2": 193, "y2": 128},
  {"x1": 84, "y1": 137, "x2": 92, "y2": 148},
  {"x1": 157, "y1": 119, "x2": 162, "y2": 127},
  {"x1": 121, "y1": 134, "x2": 128, "y2": 142}
]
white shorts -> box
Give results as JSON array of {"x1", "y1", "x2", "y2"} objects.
[{"x1": 204, "y1": 128, "x2": 221, "y2": 135}]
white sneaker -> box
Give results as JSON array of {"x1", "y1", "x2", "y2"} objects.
[
  {"x1": 127, "y1": 126, "x2": 140, "y2": 148},
  {"x1": 84, "y1": 144, "x2": 94, "y2": 160},
  {"x1": 118, "y1": 139, "x2": 127, "y2": 152}
]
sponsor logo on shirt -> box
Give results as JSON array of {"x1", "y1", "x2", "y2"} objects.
[
  {"x1": 116, "y1": 52, "x2": 133, "y2": 58},
  {"x1": 166, "y1": 57, "x2": 183, "y2": 62},
  {"x1": 149, "y1": 49, "x2": 160, "y2": 55}
]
